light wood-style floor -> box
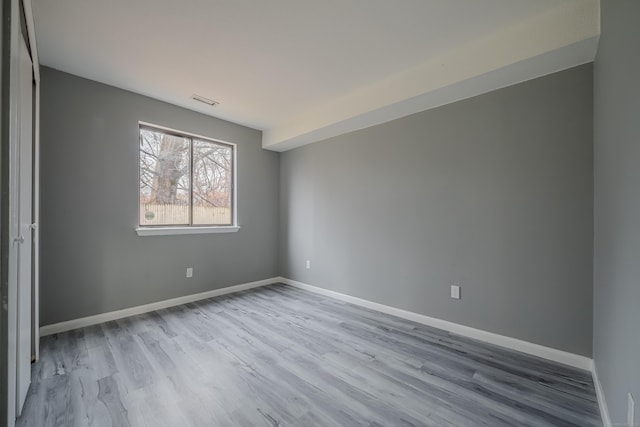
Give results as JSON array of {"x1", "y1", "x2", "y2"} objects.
[{"x1": 17, "y1": 284, "x2": 601, "y2": 426}]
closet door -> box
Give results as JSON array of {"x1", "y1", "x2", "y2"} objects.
[{"x1": 15, "y1": 32, "x2": 33, "y2": 416}]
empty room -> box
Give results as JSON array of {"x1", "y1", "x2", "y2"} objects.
[{"x1": 1, "y1": 0, "x2": 638, "y2": 426}]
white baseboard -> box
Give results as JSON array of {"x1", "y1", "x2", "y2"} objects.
[
  {"x1": 278, "y1": 277, "x2": 593, "y2": 371},
  {"x1": 39, "y1": 277, "x2": 278, "y2": 336},
  {"x1": 40, "y1": 275, "x2": 594, "y2": 372},
  {"x1": 592, "y1": 361, "x2": 612, "y2": 427}
]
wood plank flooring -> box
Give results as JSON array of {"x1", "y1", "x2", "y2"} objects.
[{"x1": 17, "y1": 283, "x2": 602, "y2": 426}]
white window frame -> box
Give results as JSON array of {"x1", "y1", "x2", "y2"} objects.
[{"x1": 135, "y1": 121, "x2": 239, "y2": 236}]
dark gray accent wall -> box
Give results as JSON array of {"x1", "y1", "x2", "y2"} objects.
[
  {"x1": 40, "y1": 67, "x2": 279, "y2": 325},
  {"x1": 280, "y1": 64, "x2": 594, "y2": 356},
  {"x1": 593, "y1": 0, "x2": 640, "y2": 424}
]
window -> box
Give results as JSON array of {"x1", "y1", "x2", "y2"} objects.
[{"x1": 137, "y1": 123, "x2": 237, "y2": 235}]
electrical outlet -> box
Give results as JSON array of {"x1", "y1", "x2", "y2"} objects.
[
  {"x1": 305, "y1": 260, "x2": 311, "y2": 269},
  {"x1": 451, "y1": 285, "x2": 461, "y2": 299},
  {"x1": 629, "y1": 393, "x2": 635, "y2": 427},
  {"x1": 186, "y1": 267, "x2": 193, "y2": 278}
]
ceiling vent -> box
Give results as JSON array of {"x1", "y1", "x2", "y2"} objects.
[{"x1": 191, "y1": 94, "x2": 219, "y2": 106}]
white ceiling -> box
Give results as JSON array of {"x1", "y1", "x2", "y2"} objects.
[{"x1": 32, "y1": 0, "x2": 599, "y2": 151}]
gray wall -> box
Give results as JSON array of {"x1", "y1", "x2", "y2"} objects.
[
  {"x1": 1, "y1": 3, "x2": 7, "y2": 424},
  {"x1": 593, "y1": 0, "x2": 640, "y2": 424},
  {"x1": 40, "y1": 67, "x2": 279, "y2": 325},
  {"x1": 280, "y1": 64, "x2": 594, "y2": 356}
]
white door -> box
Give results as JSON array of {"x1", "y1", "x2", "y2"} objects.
[{"x1": 15, "y1": 34, "x2": 33, "y2": 416}]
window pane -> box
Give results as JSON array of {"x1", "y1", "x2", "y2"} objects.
[
  {"x1": 192, "y1": 139, "x2": 233, "y2": 225},
  {"x1": 139, "y1": 128, "x2": 190, "y2": 225}
]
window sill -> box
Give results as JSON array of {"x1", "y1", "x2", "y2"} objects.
[{"x1": 136, "y1": 226, "x2": 240, "y2": 236}]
